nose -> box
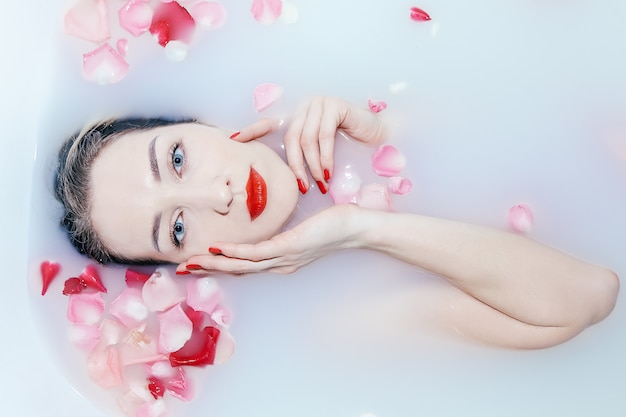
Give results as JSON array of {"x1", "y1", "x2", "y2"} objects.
[{"x1": 165, "y1": 176, "x2": 233, "y2": 215}]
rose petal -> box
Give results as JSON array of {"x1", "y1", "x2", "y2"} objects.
[
  {"x1": 119, "y1": 325, "x2": 166, "y2": 366},
  {"x1": 150, "y1": 1, "x2": 196, "y2": 47},
  {"x1": 118, "y1": 391, "x2": 146, "y2": 417},
  {"x1": 329, "y1": 168, "x2": 361, "y2": 204},
  {"x1": 389, "y1": 176, "x2": 413, "y2": 195},
  {"x1": 508, "y1": 204, "x2": 534, "y2": 234},
  {"x1": 68, "y1": 324, "x2": 100, "y2": 352},
  {"x1": 186, "y1": 277, "x2": 222, "y2": 314},
  {"x1": 142, "y1": 268, "x2": 186, "y2": 312},
  {"x1": 191, "y1": 1, "x2": 227, "y2": 29},
  {"x1": 164, "y1": 367, "x2": 194, "y2": 401},
  {"x1": 367, "y1": 99, "x2": 387, "y2": 113},
  {"x1": 64, "y1": 0, "x2": 110, "y2": 43},
  {"x1": 169, "y1": 326, "x2": 220, "y2": 367},
  {"x1": 253, "y1": 83, "x2": 283, "y2": 112},
  {"x1": 137, "y1": 398, "x2": 167, "y2": 417},
  {"x1": 63, "y1": 277, "x2": 86, "y2": 295},
  {"x1": 67, "y1": 292, "x2": 105, "y2": 325},
  {"x1": 40, "y1": 260, "x2": 61, "y2": 296},
  {"x1": 82, "y1": 43, "x2": 130, "y2": 85},
  {"x1": 87, "y1": 345, "x2": 124, "y2": 388},
  {"x1": 158, "y1": 304, "x2": 194, "y2": 353},
  {"x1": 210, "y1": 303, "x2": 232, "y2": 328},
  {"x1": 358, "y1": 183, "x2": 394, "y2": 212},
  {"x1": 371, "y1": 145, "x2": 406, "y2": 177},
  {"x1": 251, "y1": 0, "x2": 283, "y2": 25},
  {"x1": 80, "y1": 264, "x2": 107, "y2": 293},
  {"x1": 213, "y1": 329, "x2": 236, "y2": 365},
  {"x1": 110, "y1": 287, "x2": 149, "y2": 328},
  {"x1": 410, "y1": 6, "x2": 431, "y2": 22},
  {"x1": 99, "y1": 318, "x2": 126, "y2": 347},
  {"x1": 117, "y1": 38, "x2": 129, "y2": 56},
  {"x1": 164, "y1": 40, "x2": 190, "y2": 61},
  {"x1": 125, "y1": 268, "x2": 153, "y2": 287},
  {"x1": 119, "y1": 0, "x2": 154, "y2": 37}
]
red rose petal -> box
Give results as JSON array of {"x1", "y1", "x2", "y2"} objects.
[
  {"x1": 148, "y1": 376, "x2": 166, "y2": 399},
  {"x1": 169, "y1": 326, "x2": 220, "y2": 367},
  {"x1": 125, "y1": 268, "x2": 153, "y2": 286},
  {"x1": 80, "y1": 264, "x2": 107, "y2": 293},
  {"x1": 149, "y1": 1, "x2": 196, "y2": 47},
  {"x1": 410, "y1": 6, "x2": 431, "y2": 22},
  {"x1": 63, "y1": 277, "x2": 87, "y2": 295},
  {"x1": 40, "y1": 260, "x2": 61, "y2": 296}
]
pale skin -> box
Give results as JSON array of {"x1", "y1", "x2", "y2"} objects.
[{"x1": 175, "y1": 96, "x2": 620, "y2": 349}]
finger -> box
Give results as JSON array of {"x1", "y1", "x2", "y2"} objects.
[
  {"x1": 185, "y1": 253, "x2": 278, "y2": 275},
  {"x1": 300, "y1": 97, "x2": 324, "y2": 183},
  {"x1": 208, "y1": 240, "x2": 284, "y2": 262},
  {"x1": 229, "y1": 118, "x2": 275, "y2": 143},
  {"x1": 318, "y1": 103, "x2": 339, "y2": 181},
  {"x1": 284, "y1": 106, "x2": 309, "y2": 191}
]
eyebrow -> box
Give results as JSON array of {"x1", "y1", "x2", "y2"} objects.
[{"x1": 149, "y1": 136, "x2": 162, "y2": 253}]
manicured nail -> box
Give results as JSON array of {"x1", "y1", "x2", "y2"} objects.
[
  {"x1": 323, "y1": 169, "x2": 331, "y2": 182},
  {"x1": 297, "y1": 178, "x2": 308, "y2": 194},
  {"x1": 316, "y1": 180, "x2": 327, "y2": 194},
  {"x1": 176, "y1": 270, "x2": 191, "y2": 275},
  {"x1": 209, "y1": 247, "x2": 223, "y2": 255},
  {"x1": 229, "y1": 131, "x2": 240, "y2": 139},
  {"x1": 186, "y1": 264, "x2": 203, "y2": 270}
]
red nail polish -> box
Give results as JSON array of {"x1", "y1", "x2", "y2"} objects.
[
  {"x1": 323, "y1": 169, "x2": 331, "y2": 182},
  {"x1": 208, "y1": 247, "x2": 222, "y2": 255},
  {"x1": 229, "y1": 131, "x2": 240, "y2": 139},
  {"x1": 297, "y1": 178, "x2": 308, "y2": 194},
  {"x1": 316, "y1": 180, "x2": 327, "y2": 194},
  {"x1": 186, "y1": 264, "x2": 203, "y2": 270},
  {"x1": 176, "y1": 270, "x2": 191, "y2": 275}
]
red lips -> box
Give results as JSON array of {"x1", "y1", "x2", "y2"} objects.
[{"x1": 246, "y1": 167, "x2": 267, "y2": 220}]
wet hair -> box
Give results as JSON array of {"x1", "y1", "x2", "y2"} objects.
[{"x1": 55, "y1": 117, "x2": 195, "y2": 265}]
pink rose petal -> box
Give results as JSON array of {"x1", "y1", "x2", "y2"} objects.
[
  {"x1": 87, "y1": 346, "x2": 124, "y2": 388},
  {"x1": 158, "y1": 304, "x2": 194, "y2": 353},
  {"x1": 358, "y1": 183, "x2": 394, "y2": 212},
  {"x1": 253, "y1": 83, "x2": 283, "y2": 112},
  {"x1": 508, "y1": 204, "x2": 534, "y2": 233},
  {"x1": 67, "y1": 292, "x2": 105, "y2": 325},
  {"x1": 410, "y1": 6, "x2": 431, "y2": 22},
  {"x1": 68, "y1": 324, "x2": 100, "y2": 352},
  {"x1": 389, "y1": 176, "x2": 413, "y2": 195},
  {"x1": 251, "y1": 0, "x2": 283, "y2": 25},
  {"x1": 119, "y1": 0, "x2": 154, "y2": 37},
  {"x1": 213, "y1": 330, "x2": 236, "y2": 365},
  {"x1": 186, "y1": 277, "x2": 222, "y2": 314},
  {"x1": 64, "y1": 0, "x2": 110, "y2": 43},
  {"x1": 142, "y1": 268, "x2": 186, "y2": 312},
  {"x1": 329, "y1": 168, "x2": 361, "y2": 204},
  {"x1": 150, "y1": 1, "x2": 196, "y2": 47},
  {"x1": 98, "y1": 318, "x2": 126, "y2": 347},
  {"x1": 117, "y1": 39, "x2": 129, "y2": 56},
  {"x1": 110, "y1": 287, "x2": 149, "y2": 328},
  {"x1": 82, "y1": 43, "x2": 130, "y2": 85},
  {"x1": 119, "y1": 325, "x2": 166, "y2": 366},
  {"x1": 137, "y1": 398, "x2": 167, "y2": 417},
  {"x1": 367, "y1": 99, "x2": 388, "y2": 113},
  {"x1": 191, "y1": 1, "x2": 227, "y2": 29},
  {"x1": 371, "y1": 145, "x2": 406, "y2": 177},
  {"x1": 164, "y1": 367, "x2": 194, "y2": 401},
  {"x1": 210, "y1": 303, "x2": 232, "y2": 327}
]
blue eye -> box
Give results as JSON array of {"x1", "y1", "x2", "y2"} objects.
[
  {"x1": 171, "y1": 144, "x2": 184, "y2": 175},
  {"x1": 172, "y1": 213, "x2": 185, "y2": 247}
]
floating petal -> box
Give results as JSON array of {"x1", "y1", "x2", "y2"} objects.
[
  {"x1": 40, "y1": 260, "x2": 61, "y2": 296},
  {"x1": 389, "y1": 176, "x2": 413, "y2": 195},
  {"x1": 158, "y1": 304, "x2": 193, "y2": 353},
  {"x1": 371, "y1": 145, "x2": 406, "y2": 177},
  {"x1": 210, "y1": 304, "x2": 232, "y2": 328},
  {"x1": 80, "y1": 264, "x2": 107, "y2": 293},
  {"x1": 410, "y1": 6, "x2": 431, "y2": 22},
  {"x1": 358, "y1": 183, "x2": 394, "y2": 212},
  {"x1": 137, "y1": 398, "x2": 167, "y2": 417},
  {"x1": 191, "y1": 1, "x2": 227, "y2": 29},
  {"x1": 119, "y1": 325, "x2": 165, "y2": 366},
  {"x1": 110, "y1": 287, "x2": 149, "y2": 328},
  {"x1": 125, "y1": 268, "x2": 153, "y2": 287},
  {"x1": 169, "y1": 326, "x2": 220, "y2": 367},
  {"x1": 367, "y1": 99, "x2": 387, "y2": 113},
  {"x1": 150, "y1": 1, "x2": 196, "y2": 47},
  {"x1": 87, "y1": 345, "x2": 124, "y2": 388},
  {"x1": 508, "y1": 204, "x2": 534, "y2": 234},
  {"x1": 251, "y1": 0, "x2": 283, "y2": 25},
  {"x1": 63, "y1": 277, "x2": 87, "y2": 295},
  {"x1": 117, "y1": 38, "x2": 129, "y2": 56},
  {"x1": 329, "y1": 168, "x2": 361, "y2": 204},
  {"x1": 164, "y1": 367, "x2": 194, "y2": 401},
  {"x1": 213, "y1": 330, "x2": 236, "y2": 365},
  {"x1": 142, "y1": 268, "x2": 185, "y2": 312},
  {"x1": 119, "y1": 0, "x2": 154, "y2": 37},
  {"x1": 67, "y1": 292, "x2": 105, "y2": 325},
  {"x1": 68, "y1": 324, "x2": 100, "y2": 352},
  {"x1": 253, "y1": 83, "x2": 283, "y2": 112},
  {"x1": 64, "y1": 0, "x2": 110, "y2": 43},
  {"x1": 186, "y1": 277, "x2": 222, "y2": 314},
  {"x1": 82, "y1": 43, "x2": 130, "y2": 85}
]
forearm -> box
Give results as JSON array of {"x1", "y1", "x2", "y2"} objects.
[{"x1": 353, "y1": 208, "x2": 619, "y2": 332}]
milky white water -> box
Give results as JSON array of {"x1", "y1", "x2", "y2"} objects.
[{"x1": 2, "y1": 0, "x2": 625, "y2": 416}]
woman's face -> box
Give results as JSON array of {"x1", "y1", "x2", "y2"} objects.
[{"x1": 89, "y1": 123, "x2": 299, "y2": 263}]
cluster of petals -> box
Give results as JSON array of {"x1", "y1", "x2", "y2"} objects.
[
  {"x1": 64, "y1": 0, "x2": 227, "y2": 83},
  {"x1": 58, "y1": 264, "x2": 234, "y2": 417}
]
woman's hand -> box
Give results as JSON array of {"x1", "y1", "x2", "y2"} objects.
[
  {"x1": 177, "y1": 204, "x2": 364, "y2": 275},
  {"x1": 230, "y1": 96, "x2": 388, "y2": 193}
]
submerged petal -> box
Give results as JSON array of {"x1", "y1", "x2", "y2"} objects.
[
  {"x1": 82, "y1": 43, "x2": 130, "y2": 85},
  {"x1": 253, "y1": 83, "x2": 283, "y2": 112},
  {"x1": 329, "y1": 168, "x2": 361, "y2": 204},
  {"x1": 251, "y1": 0, "x2": 283, "y2": 25},
  {"x1": 67, "y1": 292, "x2": 105, "y2": 325},
  {"x1": 142, "y1": 268, "x2": 186, "y2": 312},
  {"x1": 191, "y1": 1, "x2": 227, "y2": 29},
  {"x1": 358, "y1": 183, "x2": 394, "y2": 212},
  {"x1": 508, "y1": 204, "x2": 534, "y2": 234},
  {"x1": 150, "y1": 1, "x2": 196, "y2": 47},
  {"x1": 389, "y1": 176, "x2": 413, "y2": 195},
  {"x1": 119, "y1": 0, "x2": 154, "y2": 37},
  {"x1": 186, "y1": 277, "x2": 222, "y2": 314},
  {"x1": 110, "y1": 287, "x2": 149, "y2": 328},
  {"x1": 68, "y1": 324, "x2": 100, "y2": 352},
  {"x1": 158, "y1": 304, "x2": 194, "y2": 353},
  {"x1": 87, "y1": 345, "x2": 124, "y2": 388},
  {"x1": 64, "y1": 0, "x2": 110, "y2": 43},
  {"x1": 371, "y1": 145, "x2": 407, "y2": 177}
]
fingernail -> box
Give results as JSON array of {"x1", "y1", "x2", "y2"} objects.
[
  {"x1": 297, "y1": 178, "x2": 308, "y2": 194},
  {"x1": 176, "y1": 270, "x2": 191, "y2": 275},
  {"x1": 186, "y1": 264, "x2": 203, "y2": 270},
  {"x1": 209, "y1": 247, "x2": 223, "y2": 255},
  {"x1": 229, "y1": 131, "x2": 240, "y2": 139},
  {"x1": 316, "y1": 180, "x2": 327, "y2": 194},
  {"x1": 323, "y1": 169, "x2": 331, "y2": 182}
]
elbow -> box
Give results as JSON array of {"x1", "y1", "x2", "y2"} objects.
[{"x1": 589, "y1": 268, "x2": 620, "y2": 325}]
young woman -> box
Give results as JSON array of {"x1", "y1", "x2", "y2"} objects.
[{"x1": 56, "y1": 96, "x2": 619, "y2": 349}]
